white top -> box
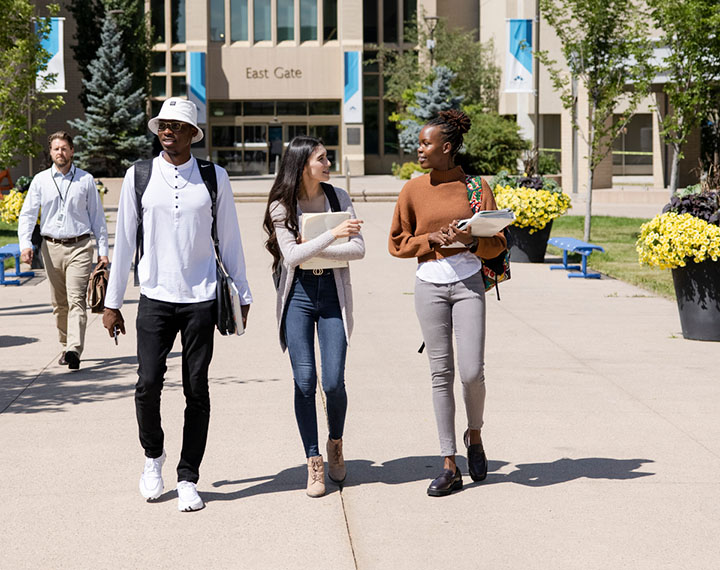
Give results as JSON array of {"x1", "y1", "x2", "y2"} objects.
[
  {"x1": 416, "y1": 250, "x2": 483, "y2": 284},
  {"x1": 105, "y1": 154, "x2": 252, "y2": 308},
  {"x1": 18, "y1": 164, "x2": 109, "y2": 256}
]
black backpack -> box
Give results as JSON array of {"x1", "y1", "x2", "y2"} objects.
[{"x1": 132, "y1": 158, "x2": 218, "y2": 286}]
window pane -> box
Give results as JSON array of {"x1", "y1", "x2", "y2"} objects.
[
  {"x1": 212, "y1": 126, "x2": 240, "y2": 147},
  {"x1": 243, "y1": 151, "x2": 267, "y2": 174},
  {"x1": 403, "y1": 0, "x2": 416, "y2": 28},
  {"x1": 276, "y1": 101, "x2": 308, "y2": 115},
  {"x1": 326, "y1": 149, "x2": 339, "y2": 171},
  {"x1": 384, "y1": 103, "x2": 398, "y2": 153},
  {"x1": 171, "y1": 0, "x2": 186, "y2": 43},
  {"x1": 210, "y1": 0, "x2": 225, "y2": 41},
  {"x1": 300, "y1": 0, "x2": 317, "y2": 42},
  {"x1": 287, "y1": 124, "x2": 307, "y2": 140},
  {"x1": 231, "y1": 0, "x2": 248, "y2": 41},
  {"x1": 363, "y1": 0, "x2": 377, "y2": 44},
  {"x1": 309, "y1": 100, "x2": 340, "y2": 115},
  {"x1": 244, "y1": 125, "x2": 268, "y2": 143},
  {"x1": 310, "y1": 125, "x2": 339, "y2": 146},
  {"x1": 171, "y1": 75, "x2": 186, "y2": 96},
  {"x1": 363, "y1": 74, "x2": 379, "y2": 97},
  {"x1": 151, "y1": 76, "x2": 166, "y2": 97},
  {"x1": 244, "y1": 101, "x2": 274, "y2": 115},
  {"x1": 323, "y1": 0, "x2": 337, "y2": 41},
  {"x1": 171, "y1": 52, "x2": 186, "y2": 72},
  {"x1": 277, "y1": 0, "x2": 294, "y2": 41},
  {"x1": 210, "y1": 102, "x2": 242, "y2": 116},
  {"x1": 383, "y1": 0, "x2": 398, "y2": 43},
  {"x1": 254, "y1": 0, "x2": 271, "y2": 41},
  {"x1": 363, "y1": 50, "x2": 378, "y2": 72},
  {"x1": 151, "y1": 52, "x2": 166, "y2": 73},
  {"x1": 214, "y1": 150, "x2": 243, "y2": 174},
  {"x1": 151, "y1": 0, "x2": 164, "y2": 43},
  {"x1": 364, "y1": 99, "x2": 379, "y2": 154}
]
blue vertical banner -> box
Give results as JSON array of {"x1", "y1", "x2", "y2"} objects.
[
  {"x1": 343, "y1": 51, "x2": 362, "y2": 124},
  {"x1": 505, "y1": 19, "x2": 533, "y2": 93},
  {"x1": 36, "y1": 17, "x2": 65, "y2": 92},
  {"x1": 188, "y1": 51, "x2": 207, "y2": 124}
]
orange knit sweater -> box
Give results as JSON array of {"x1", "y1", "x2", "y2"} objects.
[{"x1": 388, "y1": 166, "x2": 507, "y2": 263}]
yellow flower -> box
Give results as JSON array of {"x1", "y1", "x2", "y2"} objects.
[{"x1": 494, "y1": 185, "x2": 571, "y2": 233}]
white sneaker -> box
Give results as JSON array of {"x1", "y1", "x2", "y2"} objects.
[
  {"x1": 139, "y1": 451, "x2": 166, "y2": 500},
  {"x1": 177, "y1": 481, "x2": 204, "y2": 512}
]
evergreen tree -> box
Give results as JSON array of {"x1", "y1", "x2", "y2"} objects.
[
  {"x1": 398, "y1": 66, "x2": 463, "y2": 154},
  {"x1": 69, "y1": 15, "x2": 151, "y2": 176}
]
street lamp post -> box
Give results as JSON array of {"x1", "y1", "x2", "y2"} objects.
[{"x1": 424, "y1": 16, "x2": 439, "y2": 68}]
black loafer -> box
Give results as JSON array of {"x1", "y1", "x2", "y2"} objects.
[
  {"x1": 427, "y1": 467, "x2": 462, "y2": 497},
  {"x1": 464, "y1": 429, "x2": 488, "y2": 482},
  {"x1": 65, "y1": 351, "x2": 80, "y2": 370}
]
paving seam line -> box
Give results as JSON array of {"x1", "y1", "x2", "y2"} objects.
[{"x1": 319, "y1": 384, "x2": 359, "y2": 570}]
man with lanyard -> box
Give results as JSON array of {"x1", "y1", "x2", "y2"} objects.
[
  {"x1": 18, "y1": 131, "x2": 109, "y2": 370},
  {"x1": 102, "y1": 98, "x2": 252, "y2": 512}
]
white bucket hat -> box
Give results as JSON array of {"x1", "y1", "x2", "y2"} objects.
[{"x1": 148, "y1": 98, "x2": 204, "y2": 143}]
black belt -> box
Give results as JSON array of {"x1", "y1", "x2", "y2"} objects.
[
  {"x1": 42, "y1": 234, "x2": 91, "y2": 245},
  {"x1": 295, "y1": 268, "x2": 332, "y2": 278}
]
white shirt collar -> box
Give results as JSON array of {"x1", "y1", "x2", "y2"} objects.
[
  {"x1": 158, "y1": 152, "x2": 195, "y2": 172},
  {"x1": 51, "y1": 163, "x2": 76, "y2": 178}
]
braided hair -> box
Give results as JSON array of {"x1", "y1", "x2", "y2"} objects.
[{"x1": 425, "y1": 109, "x2": 471, "y2": 158}]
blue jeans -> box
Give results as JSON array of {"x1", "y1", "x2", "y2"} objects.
[{"x1": 283, "y1": 269, "x2": 348, "y2": 458}]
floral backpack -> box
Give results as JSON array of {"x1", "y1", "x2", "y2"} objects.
[{"x1": 466, "y1": 175, "x2": 511, "y2": 299}]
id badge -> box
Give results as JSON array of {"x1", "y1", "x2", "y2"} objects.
[{"x1": 56, "y1": 211, "x2": 65, "y2": 228}]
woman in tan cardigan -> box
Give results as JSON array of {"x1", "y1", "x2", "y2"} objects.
[{"x1": 388, "y1": 110, "x2": 506, "y2": 496}]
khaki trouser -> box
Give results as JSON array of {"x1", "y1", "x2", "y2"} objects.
[{"x1": 40, "y1": 236, "x2": 94, "y2": 356}]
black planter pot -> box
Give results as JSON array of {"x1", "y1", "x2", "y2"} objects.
[
  {"x1": 671, "y1": 259, "x2": 720, "y2": 341},
  {"x1": 507, "y1": 221, "x2": 553, "y2": 263}
]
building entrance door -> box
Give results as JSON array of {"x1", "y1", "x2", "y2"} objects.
[{"x1": 269, "y1": 126, "x2": 283, "y2": 174}]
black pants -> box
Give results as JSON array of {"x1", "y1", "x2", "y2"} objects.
[{"x1": 136, "y1": 295, "x2": 215, "y2": 483}]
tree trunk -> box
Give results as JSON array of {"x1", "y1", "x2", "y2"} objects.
[
  {"x1": 669, "y1": 143, "x2": 680, "y2": 197},
  {"x1": 584, "y1": 114, "x2": 595, "y2": 243}
]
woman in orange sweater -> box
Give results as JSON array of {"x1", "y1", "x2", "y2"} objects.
[{"x1": 388, "y1": 110, "x2": 507, "y2": 496}]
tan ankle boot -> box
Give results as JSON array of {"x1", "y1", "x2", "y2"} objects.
[
  {"x1": 306, "y1": 455, "x2": 325, "y2": 497},
  {"x1": 326, "y1": 438, "x2": 346, "y2": 483}
]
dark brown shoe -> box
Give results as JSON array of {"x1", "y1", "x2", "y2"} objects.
[
  {"x1": 464, "y1": 429, "x2": 488, "y2": 482},
  {"x1": 58, "y1": 351, "x2": 67, "y2": 366},
  {"x1": 427, "y1": 467, "x2": 462, "y2": 497}
]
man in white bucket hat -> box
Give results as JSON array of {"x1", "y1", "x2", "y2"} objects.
[{"x1": 103, "y1": 98, "x2": 252, "y2": 512}]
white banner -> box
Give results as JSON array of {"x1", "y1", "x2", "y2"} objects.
[
  {"x1": 37, "y1": 17, "x2": 66, "y2": 93},
  {"x1": 505, "y1": 19, "x2": 533, "y2": 93}
]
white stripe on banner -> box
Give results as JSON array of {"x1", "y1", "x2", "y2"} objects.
[
  {"x1": 343, "y1": 51, "x2": 362, "y2": 124},
  {"x1": 37, "y1": 17, "x2": 66, "y2": 93},
  {"x1": 505, "y1": 19, "x2": 533, "y2": 93},
  {"x1": 188, "y1": 52, "x2": 207, "y2": 124}
]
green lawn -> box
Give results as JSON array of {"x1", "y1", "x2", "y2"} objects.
[
  {"x1": 1, "y1": 222, "x2": 19, "y2": 268},
  {"x1": 549, "y1": 215, "x2": 675, "y2": 299}
]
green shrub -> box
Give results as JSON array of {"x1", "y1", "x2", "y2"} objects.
[
  {"x1": 392, "y1": 161, "x2": 430, "y2": 179},
  {"x1": 460, "y1": 106, "x2": 530, "y2": 175},
  {"x1": 538, "y1": 152, "x2": 560, "y2": 175}
]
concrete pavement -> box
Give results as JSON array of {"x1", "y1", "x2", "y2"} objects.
[{"x1": 2, "y1": 200, "x2": 719, "y2": 569}]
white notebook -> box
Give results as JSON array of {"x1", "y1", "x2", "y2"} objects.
[
  {"x1": 456, "y1": 208, "x2": 516, "y2": 237},
  {"x1": 299, "y1": 212, "x2": 351, "y2": 270}
]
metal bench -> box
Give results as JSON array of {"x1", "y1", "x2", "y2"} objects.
[
  {"x1": 0, "y1": 243, "x2": 35, "y2": 285},
  {"x1": 548, "y1": 237, "x2": 605, "y2": 279}
]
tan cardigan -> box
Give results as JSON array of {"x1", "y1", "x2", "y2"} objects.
[
  {"x1": 388, "y1": 166, "x2": 507, "y2": 262},
  {"x1": 270, "y1": 186, "x2": 365, "y2": 351}
]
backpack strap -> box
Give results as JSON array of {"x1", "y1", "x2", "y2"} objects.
[
  {"x1": 320, "y1": 182, "x2": 342, "y2": 212},
  {"x1": 133, "y1": 159, "x2": 154, "y2": 286},
  {"x1": 197, "y1": 159, "x2": 219, "y2": 251}
]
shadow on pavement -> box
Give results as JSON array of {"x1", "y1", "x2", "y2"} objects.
[
  {"x1": 0, "y1": 302, "x2": 53, "y2": 316},
  {"x1": 0, "y1": 335, "x2": 39, "y2": 348},
  {"x1": 206, "y1": 456, "x2": 653, "y2": 501}
]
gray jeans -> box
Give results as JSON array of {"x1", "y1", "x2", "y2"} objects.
[{"x1": 415, "y1": 272, "x2": 487, "y2": 457}]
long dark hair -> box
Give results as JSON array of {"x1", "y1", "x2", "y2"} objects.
[
  {"x1": 425, "y1": 109, "x2": 471, "y2": 158},
  {"x1": 263, "y1": 136, "x2": 323, "y2": 272}
]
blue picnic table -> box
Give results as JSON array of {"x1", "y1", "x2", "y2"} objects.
[
  {"x1": 0, "y1": 243, "x2": 35, "y2": 285},
  {"x1": 548, "y1": 237, "x2": 605, "y2": 279}
]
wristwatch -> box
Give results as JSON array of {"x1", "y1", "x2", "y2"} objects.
[{"x1": 468, "y1": 237, "x2": 479, "y2": 253}]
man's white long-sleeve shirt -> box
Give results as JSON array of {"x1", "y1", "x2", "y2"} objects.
[
  {"x1": 18, "y1": 164, "x2": 109, "y2": 255},
  {"x1": 105, "y1": 154, "x2": 252, "y2": 309}
]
